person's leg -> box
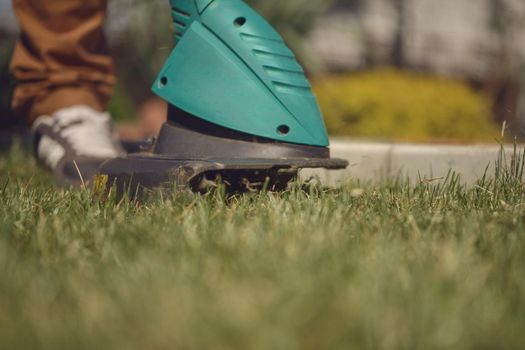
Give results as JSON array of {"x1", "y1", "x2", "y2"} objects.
[
  {"x1": 9, "y1": 0, "x2": 123, "y2": 187},
  {"x1": 9, "y1": 0, "x2": 116, "y2": 125}
]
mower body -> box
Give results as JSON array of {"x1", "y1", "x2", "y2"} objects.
[
  {"x1": 97, "y1": 0, "x2": 347, "y2": 194},
  {"x1": 153, "y1": 0, "x2": 329, "y2": 146}
]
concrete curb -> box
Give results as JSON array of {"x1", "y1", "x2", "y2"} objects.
[{"x1": 300, "y1": 140, "x2": 520, "y2": 186}]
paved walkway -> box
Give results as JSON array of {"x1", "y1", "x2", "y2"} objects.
[{"x1": 300, "y1": 140, "x2": 519, "y2": 186}]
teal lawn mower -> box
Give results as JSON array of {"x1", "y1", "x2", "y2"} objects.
[{"x1": 98, "y1": 0, "x2": 348, "y2": 193}]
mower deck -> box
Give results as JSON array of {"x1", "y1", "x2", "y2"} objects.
[{"x1": 97, "y1": 153, "x2": 348, "y2": 195}]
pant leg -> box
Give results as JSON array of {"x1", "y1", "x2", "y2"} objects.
[{"x1": 9, "y1": 0, "x2": 116, "y2": 125}]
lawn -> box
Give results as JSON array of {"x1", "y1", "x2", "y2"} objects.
[{"x1": 1, "y1": 144, "x2": 525, "y2": 350}]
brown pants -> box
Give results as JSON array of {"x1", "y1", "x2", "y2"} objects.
[{"x1": 9, "y1": 0, "x2": 115, "y2": 124}]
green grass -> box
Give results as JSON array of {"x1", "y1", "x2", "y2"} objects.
[{"x1": 1, "y1": 143, "x2": 525, "y2": 350}]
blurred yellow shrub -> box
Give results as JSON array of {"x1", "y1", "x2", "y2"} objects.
[{"x1": 313, "y1": 69, "x2": 499, "y2": 141}]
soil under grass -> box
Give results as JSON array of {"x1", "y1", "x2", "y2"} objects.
[{"x1": 1, "y1": 144, "x2": 525, "y2": 350}]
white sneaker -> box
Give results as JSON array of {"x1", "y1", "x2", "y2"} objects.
[{"x1": 32, "y1": 105, "x2": 125, "y2": 187}]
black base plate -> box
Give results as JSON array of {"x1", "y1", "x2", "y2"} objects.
[
  {"x1": 97, "y1": 107, "x2": 349, "y2": 196},
  {"x1": 97, "y1": 153, "x2": 348, "y2": 196}
]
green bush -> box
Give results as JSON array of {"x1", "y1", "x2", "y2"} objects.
[{"x1": 313, "y1": 69, "x2": 500, "y2": 141}]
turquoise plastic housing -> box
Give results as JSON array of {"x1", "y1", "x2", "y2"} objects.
[{"x1": 152, "y1": 0, "x2": 329, "y2": 147}]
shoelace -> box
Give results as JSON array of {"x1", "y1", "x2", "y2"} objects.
[{"x1": 53, "y1": 109, "x2": 122, "y2": 158}]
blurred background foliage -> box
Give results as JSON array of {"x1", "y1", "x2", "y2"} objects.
[
  {"x1": 0, "y1": 31, "x2": 17, "y2": 129},
  {"x1": 314, "y1": 69, "x2": 499, "y2": 141},
  {"x1": 1, "y1": 0, "x2": 525, "y2": 141}
]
